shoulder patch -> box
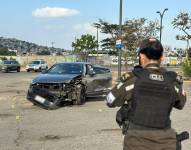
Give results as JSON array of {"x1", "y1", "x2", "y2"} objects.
[
  {"x1": 176, "y1": 74, "x2": 183, "y2": 84},
  {"x1": 120, "y1": 72, "x2": 134, "y2": 82}
]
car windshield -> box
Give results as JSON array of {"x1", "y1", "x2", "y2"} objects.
[
  {"x1": 3, "y1": 61, "x2": 12, "y2": 64},
  {"x1": 48, "y1": 63, "x2": 84, "y2": 74},
  {"x1": 30, "y1": 61, "x2": 40, "y2": 64}
]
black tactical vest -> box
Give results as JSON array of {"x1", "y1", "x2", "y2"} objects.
[{"x1": 130, "y1": 68, "x2": 177, "y2": 129}]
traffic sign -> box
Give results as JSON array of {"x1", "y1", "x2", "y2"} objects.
[{"x1": 115, "y1": 39, "x2": 122, "y2": 49}]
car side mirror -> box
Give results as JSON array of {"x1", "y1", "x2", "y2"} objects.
[
  {"x1": 89, "y1": 71, "x2": 96, "y2": 77},
  {"x1": 41, "y1": 69, "x2": 48, "y2": 74}
]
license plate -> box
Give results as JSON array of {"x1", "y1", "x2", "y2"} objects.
[{"x1": 35, "y1": 95, "x2": 45, "y2": 104}]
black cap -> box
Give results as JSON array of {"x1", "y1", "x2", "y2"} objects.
[{"x1": 138, "y1": 38, "x2": 163, "y2": 60}]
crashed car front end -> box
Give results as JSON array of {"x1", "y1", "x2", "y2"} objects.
[{"x1": 27, "y1": 76, "x2": 83, "y2": 109}]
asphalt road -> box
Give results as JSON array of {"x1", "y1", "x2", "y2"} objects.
[{"x1": 0, "y1": 71, "x2": 190, "y2": 150}]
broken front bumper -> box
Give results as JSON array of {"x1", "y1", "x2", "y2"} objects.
[{"x1": 27, "y1": 85, "x2": 62, "y2": 109}]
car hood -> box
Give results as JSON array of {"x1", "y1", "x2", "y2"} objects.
[{"x1": 32, "y1": 74, "x2": 81, "y2": 84}]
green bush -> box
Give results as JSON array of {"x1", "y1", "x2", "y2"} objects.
[
  {"x1": 36, "y1": 50, "x2": 51, "y2": 55},
  {"x1": 0, "y1": 47, "x2": 16, "y2": 56},
  {"x1": 0, "y1": 56, "x2": 7, "y2": 60},
  {"x1": 182, "y1": 59, "x2": 191, "y2": 77},
  {"x1": 10, "y1": 57, "x2": 16, "y2": 61}
]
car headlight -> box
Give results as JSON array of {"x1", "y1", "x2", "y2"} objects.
[
  {"x1": 2, "y1": 66, "x2": 7, "y2": 69},
  {"x1": 30, "y1": 80, "x2": 36, "y2": 85}
]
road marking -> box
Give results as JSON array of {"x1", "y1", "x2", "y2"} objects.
[
  {"x1": 98, "y1": 109, "x2": 103, "y2": 112},
  {"x1": 11, "y1": 105, "x2": 15, "y2": 109},
  {"x1": 13, "y1": 97, "x2": 17, "y2": 101},
  {"x1": 16, "y1": 115, "x2": 21, "y2": 120},
  {"x1": 22, "y1": 79, "x2": 32, "y2": 82}
]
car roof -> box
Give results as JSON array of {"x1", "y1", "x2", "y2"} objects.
[
  {"x1": 55, "y1": 62, "x2": 91, "y2": 65},
  {"x1": 31, "y1": 59, "x2": 44, "y2": 61},
  {"x1": 3, "y1": 60, "x2": 16, "y2": 62}
]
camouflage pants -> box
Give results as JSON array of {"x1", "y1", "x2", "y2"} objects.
[{"x1": 123, "y1": 129, "x2": 176, "y2": 150}]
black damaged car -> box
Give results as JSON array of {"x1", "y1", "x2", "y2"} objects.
[{"x1": 27, "y1": 62, "x2": 112, "y2": 109}]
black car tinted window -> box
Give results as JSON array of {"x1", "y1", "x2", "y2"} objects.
[
  {"x1": 3, "y1": 61, "x2": 12, "y2": 64},
  {"x1": 12, "y1": 61, "x2": 18, "y2": 64},
  {"x1": 94, "y1": 67, "x2": 110, "y2": 74},
  {"x1": 48, "y1": 63, "x2": 84, "y2": 74}
]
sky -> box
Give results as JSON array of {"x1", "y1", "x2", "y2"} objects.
[{"x1": 0, "y1": 0, "x2": 190, "y2": 50}]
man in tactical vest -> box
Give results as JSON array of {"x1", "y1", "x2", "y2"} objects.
[{"x1": 106, "y1": 38, "x2": 187, "y2": 150}]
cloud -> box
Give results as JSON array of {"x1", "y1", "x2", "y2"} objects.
[
  {"x1": 74, "y1": 23, "x2": 96, "y2": 34},
  {"x1": 32, "y1": 7, "x2": 80, "y2": 18},
  {"x1": 73, "y1": 23, "x2": 108, "y2": 40}
]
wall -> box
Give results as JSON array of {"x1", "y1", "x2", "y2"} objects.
[{"x1": 0, "y1": 55, "x2": 77, "y2": 67}]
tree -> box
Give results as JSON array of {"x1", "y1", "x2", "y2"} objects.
[
  {"x1": 172, "y1": 12, "x2": 191, "y2": 38},
  {"x1": 94, "y1": 18, "x2": 159, "y2": 70},
  {"x1": 172, "y1": 12, "x2": 191, "y2": 51},
  {"x1": 94, "y1": 18, "x2": 159, "y2": 53},
  {"x1": 72, "y1": 34, "x2": 98, "y2": 61},
  {"x1": 36, "y1": 50, "x2": 51, "y2": 55},
  {"x1": 0, "y1": 47, "x2": 16, "y2": 56},
  {"x1": 173, "y1": 12, "x2": 191, "y2": 76}
]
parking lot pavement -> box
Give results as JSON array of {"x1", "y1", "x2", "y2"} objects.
[{"x1": 0, "y1": 72, "x2": 190, "y2": 150}]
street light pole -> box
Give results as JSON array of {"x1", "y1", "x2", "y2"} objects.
[
  {"x1": 118, "y1": 0, "x2": 123, "y2": 81},
  {"x1": 96, "y1": 26, "x2": 99, "y2": 57},
  {"x1": 157, "y1": 8, "x2": 168, "y2": 42}
]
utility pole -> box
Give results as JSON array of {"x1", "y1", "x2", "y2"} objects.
[
  {"x1": 157, "y1": 8, "x2": 168, "y2": 42},
  {"x1": 51, "y1": 42, "x2": 55, "y2": 48},
  {"x1": 96, "y1": 26, "x2": 99, "y2": 57},
  {"x1": 94, "y1": 23, "x2": 100, "y2": 57},
  {"x1": 118, "y1": 0, "x2": 123, "y2": 81}
]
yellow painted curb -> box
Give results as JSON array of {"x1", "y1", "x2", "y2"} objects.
[{"x1": 184, "y1": 81, "x2": 191, "y2": 83}]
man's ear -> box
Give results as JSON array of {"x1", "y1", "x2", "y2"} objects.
[
  {"x1": 140, "y1": 53, "x2": 146, "y2": 61},
  {"x1": 160, "y1": 54, "x2": 165, "y2": 62}
]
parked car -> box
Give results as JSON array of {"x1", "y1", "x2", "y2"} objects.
[
  {"x1": 0, "y1": 60, "x2": 20, "y2": 73},
  {"x1": 27, "y1": 62, "x2": 112, "y2": 109},
  {"x1": 26, "y1": 60, "x2": 48, "y2": 72}
]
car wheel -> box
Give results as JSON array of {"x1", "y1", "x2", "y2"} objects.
[
  {"x1": 74, "y1": 85, "x2": 86, "y2": 105},
  {"x1": 17, "y1": 68, "x2": 20, "y2": 72},
  {"x1": 27, "y1": 70, "x2": 30, "y2": 72},
  {"x1": 39, "y1": 67, "x2": 42, "y2": 72}
]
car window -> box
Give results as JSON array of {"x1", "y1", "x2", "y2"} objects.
[
  {"x1": 12, "y1": 61, "x2": 18, "y2": 64},
  {"x1": 30, "y1": 61, "x2": 40, "y2": 64},
  {"x1": 48, "y1": 63, "x2": 84, "y2": 74},
  {"x1": 3, "y1": 61, "x2": 12, "y2": 64},
  {"x1": 94, "y1": 67, "x2": 110, "y2": 74},
  {"x1": 86, "y1": 64, "x2": 93, "y2": 75}
]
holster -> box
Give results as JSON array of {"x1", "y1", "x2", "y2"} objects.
[
  {"x1": 116, "y1": 104, "x2": 131, "y2": 135},
  {"x1": 176, "y1": 131, "x2": 189, "y2": 150}
]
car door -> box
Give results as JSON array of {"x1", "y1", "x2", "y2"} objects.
[
  {"x1": 11, "y1": 61, "x2": 16, "y2": 71},
  {"x1": 0, "y1": 60, "x2": 2, "y2": 70},
  {"x1": 85, "y1": 64, "x2": 112, "y2": 95},
  {"x1": 41, "y1": 61, "x2": 47, "y2": 70},
  {"x1": 13, "y1": 61, "x2": 19, "y2": 71}
]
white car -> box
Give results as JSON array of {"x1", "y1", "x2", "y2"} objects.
[{"x1": 26, "y1": 60, "x2": 48, "y2": 72}]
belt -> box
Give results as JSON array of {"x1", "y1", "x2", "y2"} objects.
[{"x1": 128, "y1": 122, "x2": 171, "y2": 130}]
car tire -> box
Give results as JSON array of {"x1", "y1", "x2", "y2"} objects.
[
  {"x1": 39, "y1": 67, "x2": 42, "y2": 72},
  {"x1": 27, "y1": 70, "x2": 30, "y2": 72},
  {"x1": 5, "y1": 68, "x2": 9, "y2": 73},
  {"x1": 17, "y1": 68, "x2": 20, "y2": 72},
  {"x1": 74, "y1": 85, "x2": 86, "y2": 105}
]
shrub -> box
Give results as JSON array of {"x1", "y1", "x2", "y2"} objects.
[
  {"x1": 182, "y1": 59, "x2": 191, "y2": 77},
  {"x1": 0, "y1": 56, "x2": 7, "y2": 60}
]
